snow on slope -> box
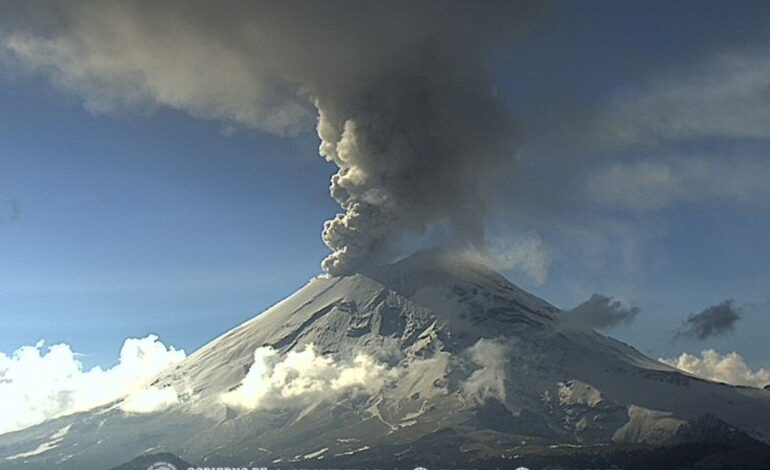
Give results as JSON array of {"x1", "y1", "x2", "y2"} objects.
[{"x1": 2, "y1": 250, "x2": 770, "y2": 469}]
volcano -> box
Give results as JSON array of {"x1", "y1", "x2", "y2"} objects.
[{"x1": 2, "y1": 251, "x2": 770, "y2": 469}]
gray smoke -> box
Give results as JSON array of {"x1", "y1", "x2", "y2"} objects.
[
  {"x1": 0, "y1": 1, "x2": 535, "y2": 275},
  {"x1": 564, "y1": 294, "x2": 641, "y2": 330},
  {"x1": 675, "y1": 299, "x2": 742, "y2": 340}
]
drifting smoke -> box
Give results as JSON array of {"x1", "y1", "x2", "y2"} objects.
[
  {"x1": 564, "y1": 294, "x2": 641, "y2": 330},
  {"x1": 0, "y1": 1, "x2": 534, "y2": 275},
  {"x1": 675, "y1": 299, "x2": 742, "y2": 340}
]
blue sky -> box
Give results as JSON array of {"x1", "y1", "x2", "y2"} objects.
[
  {"x1": 1, "y1": 1, "x2": 769, "y2": 371},
  {"x1": 1, "y1": 80, "x2": 337, "y2": 367}
]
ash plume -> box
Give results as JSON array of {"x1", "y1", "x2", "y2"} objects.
[{"x1": 0, "y1": 1, "x2": 535, "y2": 275}]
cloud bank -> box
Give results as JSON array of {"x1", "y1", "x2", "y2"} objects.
[
  {"x1": 661, "y1": 350, "x2": 770, "y2": 388},
  {"x1": 221, "y1": 344, "x2": 388, "y2": 410},
  {"x1": 0, "y1": 335, "x2": 185, "y2": 434},
  {"x1": 564, "y1": 294, "x2": 640, "y2": 330},
  {"x1": 0, "y1": 1, "x2": 542, "y2": 275},
  {"x1": 675, "y1": 299, "x2": 742, "y2": 341},
  {"x1": 222, "y1": 339, "x2": 510, "y2": 411},
  {"x1": 120, "y1": 385, "x2": 180, "y2": 414}
]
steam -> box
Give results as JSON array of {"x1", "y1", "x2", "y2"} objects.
[{"x1": 0, "y1": 1, "x2": 532, "y2": 275}]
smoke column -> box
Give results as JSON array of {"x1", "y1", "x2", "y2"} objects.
[{"x1": 1, "y1": 1, "x2": 534, "y2": 275}]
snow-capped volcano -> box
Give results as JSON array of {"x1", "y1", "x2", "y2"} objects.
[{"x1": 2, "y1": 250, "x2": 770, "y2": 469}]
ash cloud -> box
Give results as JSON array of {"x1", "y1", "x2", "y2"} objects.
[
  {"x1": 564, "y1": 294, "x2": 641, "y2": 330},
  {"x1": 0, "y1": 1, "x2": 537, "y2": 275},
  {"x1": 675, "y1": 299, "x2": 742, "y2": 341}
]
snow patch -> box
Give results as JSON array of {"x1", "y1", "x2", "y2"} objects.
[
  {"x1": 335, "y1": 446, "x2": 370, "y2": 457},
  {"x1": 5, "y1": 424, "x2": 71, "y2": 460},
  {"x1": 303, "y1": 447, "x2": 328, "y2": 459},
  {"x1": 613, "y1": 405, "x2": 686, "y2": 445},
  {"x1": 558, "y1": 380, "x2": 605, "y2": 408}
]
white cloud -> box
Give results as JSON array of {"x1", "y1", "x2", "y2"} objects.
[
  {"x1": 461, "y1": 339, "x2": 509, "y2": 403},
  {"x1": 600, "y1": 48, "x2": 770, "y2": 144},
  {"x1": 661, "y1": 350, "x2": 770, "y2": 388},
  {"x1": 221, "y1": 344, "x2": 389, "y2": 410},
  {"x1": 120, "y1": 385, "x2": 179, "y2": 414},
  {"x1": 223, "y1": 339, "x2": 511, "y2": 411},
  {"x1": 588, "y1": 156, "x2": 770, "y2": 211},
  {"x1": 0, "y1": 335, "x2": 185, "y2": 435}
]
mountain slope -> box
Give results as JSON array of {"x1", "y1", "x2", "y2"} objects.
[{"x1": 2, "y1": 251, "x2": 770, "y2": 469}]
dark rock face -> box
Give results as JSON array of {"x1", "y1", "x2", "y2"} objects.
[{"x1": 666, "y1": 413, "x2": 758, "y2": 446}]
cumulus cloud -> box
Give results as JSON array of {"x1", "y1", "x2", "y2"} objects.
[
  {"x1": 587, "y1": 156, "x2": 770, "y2": 211},
  {"x1": 221, "y1": 344, "x2": 389, "y2": 410},
  {"x1": 598, "y1": 47, "x2": 770, "y2": 145},
  {"x1": 120, "y1": 385, "x2": 179, "y2": 414},
  {"x1": 564, "y1": 294, "x2": 640, "y2": 330},
  {"x1": 0, "y1": 335, "x2": 185, "y2": 434},
  {"x1": 0, "y1": 1, "x2": 543, "y2": 275},
  {"x1": 223, "y1": 339, "x2": 511, "y2": 411},
  {"x1": 675, "y1": 299, "x2": 742, "y2": 341},
  {"x1": 661, "y1": 350, "x2": 770, "y2": 388}
]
